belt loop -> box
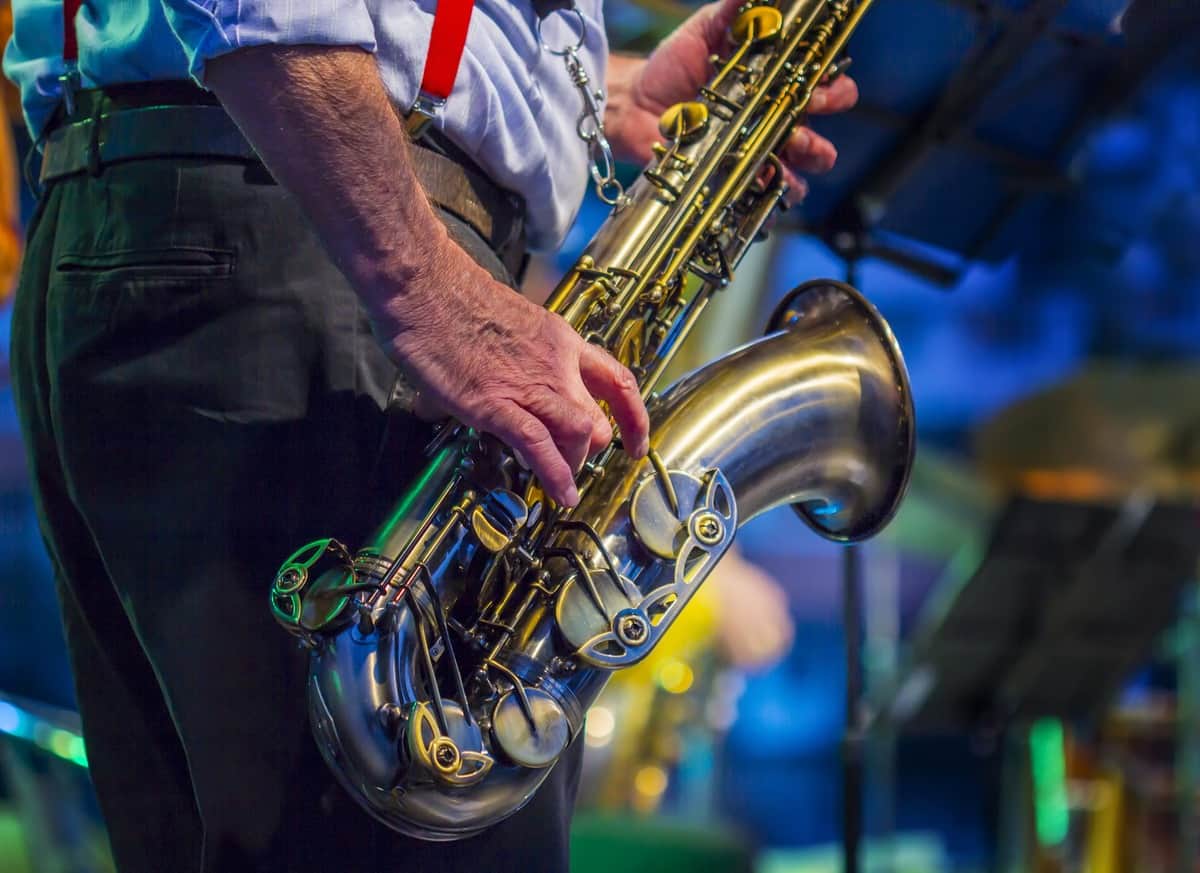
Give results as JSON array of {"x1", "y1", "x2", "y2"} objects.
[
  {"x1": 86, "y1": 97, "x2": 103, "y2": 177},
  {"x1": 23, "y1": 139, "x2": 45, "y2": 198}
]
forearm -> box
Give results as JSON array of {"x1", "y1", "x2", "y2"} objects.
[{"x1": 205, "y1": 45, "x2": 447, "y2": 330}]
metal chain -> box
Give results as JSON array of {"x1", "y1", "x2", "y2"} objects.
[{"x1": 536, "y1": 6, "x2": 626, "y2": 206}]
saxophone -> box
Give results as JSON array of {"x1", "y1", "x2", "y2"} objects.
[{"x1": 270, "y1": 0, "x2": 912, "y2": 840}]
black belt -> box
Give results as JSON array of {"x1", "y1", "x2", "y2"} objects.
[{"x1": 38, "y1": 84, "x2": 528, "y2": 278}]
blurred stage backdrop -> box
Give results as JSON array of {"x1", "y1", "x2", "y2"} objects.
[{"x1": 3, "y1": 1, "x2": 1200, "y2": 872}]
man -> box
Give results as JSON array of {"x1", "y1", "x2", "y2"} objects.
[{"x1": 4, "y1": 0, "x2": 855, "y2": 870}]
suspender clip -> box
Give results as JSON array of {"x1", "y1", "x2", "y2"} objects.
[
  {"x1": 406, "y1": 91, "x2": 446, "y2": 141},
  {"x1": 59, "y1": 66, "x2": 81, "y2": 118}
]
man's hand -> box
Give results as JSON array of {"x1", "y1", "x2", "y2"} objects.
[
  {"x1": 372, "y1": 236, "x2": 649, "y2": 507},
  {"x1": 605, "y1": 0, "x2": 859, "y2": 200},
  {"x1": 207, "y1": 46, "x2": 649, "y2": 507}
]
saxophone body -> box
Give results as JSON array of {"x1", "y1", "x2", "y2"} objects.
[{"x1": 271, "y1": 0, "x2": 913, "y2": 841}]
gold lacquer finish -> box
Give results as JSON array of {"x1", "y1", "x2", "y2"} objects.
[
  {"x1": 271, "y1": 0, "x2": 910, "y2": 843},
  {"x1": 731, "y1": 5, "x2": 785, "y2": 43},
  {"x1": 658, "y1": 101, "x2": 710, "y2": 143}
]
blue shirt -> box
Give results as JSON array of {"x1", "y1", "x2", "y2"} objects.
[{"x1": 4, "y1": 0, "x2": 608, "y2": 248}]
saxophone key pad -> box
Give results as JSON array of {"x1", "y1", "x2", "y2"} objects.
[
  {"x1": 554, "y1": 566, "x2": 639, "y2": 655},
  {"x1": 630, "y1": 470, "x2": 706, "y2": 560},
  {"x1": 470, "y1": 488, "x2": 528, "y2": 553},
  {"x1": 405, "y1": 700, "x2": 493, "y2": 788},
  {"x1": 491, "y1": 687, "x2": 570, "y2": 769},
  {"x1": 567, "y1": 468, "x2": 737, "y2": 668}
]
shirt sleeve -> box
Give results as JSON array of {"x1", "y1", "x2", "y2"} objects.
[{"x1": 159, "y1": 0, "x2": 378, "y2": 85}]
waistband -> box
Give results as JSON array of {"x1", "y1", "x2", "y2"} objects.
[{"x1": 38, "y1": 82, "x2": 528, "y2": 278}]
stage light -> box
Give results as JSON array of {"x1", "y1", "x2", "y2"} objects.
[
  {"x1": 584, "y1": 706, "x2": 615, "y2": 747},
  {"x1": 633, "y1": 765, "x2": 667, "y2": 800},
  {"x1": 657, "y1": 658, "x2": 694, "y2": 695},
  {"x1": 0, "y1": 701, "x2": 20, "y2": 735}
]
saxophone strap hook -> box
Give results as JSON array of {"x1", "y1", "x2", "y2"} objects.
[
  {"x1": 534, "y1": 4, "x2": 587, "y2": 56},
  {"x1": 537, "y1": 2, "x2": 626, "y2": 205}
]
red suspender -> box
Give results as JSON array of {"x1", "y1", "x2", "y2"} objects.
[
  {"x1": 407, "y1": 0, "x2": 478, "y2": 137},
  {"x1": 62, "y1": 0, "x2": 83, "y2": 62},
  {"x1": 58, "y1": 0, "x2": 476, "y2": 135},
  {"x1": 419, "y1": 0, "x2": 476, "y2": 105}
]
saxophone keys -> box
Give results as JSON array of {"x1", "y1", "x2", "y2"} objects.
[
  {"x1": 491, "y1": 688, "x2": 569, "y2": 769},
  {"x1": 657, "y1": 101, "x2": 710, "y2": 144},
  {"x1": 270, "y1": 537, "x2": 357, "y2": 634},
  {"x1": 629, "y1": 469, "x2": 707, "y2": 560},
  {"x1": 470, "y1": 488, "x2": 529, "y2": 553},
  {"x1": 406, "y1": 700, "x2": 493, "y2": 788},
  {"x1": 554, "y1": 566, "x2": 639, "y2": 655},
  {"x1": 730, "y1": 5, "x2": 784, "y2": 44},
  {"x1": 822, "y1": 55, "x2": 853, "y2": 83}
]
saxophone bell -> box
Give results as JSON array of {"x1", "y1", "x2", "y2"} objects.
[{"x1": 763, "y1": 279, "x2": 915, "y2": 541}]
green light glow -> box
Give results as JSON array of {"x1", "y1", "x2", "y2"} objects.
[
  {"x1": 49, "y1": 728, "x2": 88, "y2": 767},
  {"x1": 1030, "y1": 718, "x2": 1070, "y2": 846},
  {"x1": 0, "y1": 698, "x2": 89, "y2": 769},
  {"x1": 379, "y1": 445, "x2": 457, "y2": 535}
]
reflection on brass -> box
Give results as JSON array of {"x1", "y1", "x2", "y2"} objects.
[
  {"x1": 270, "y1": 0, "x2": 910, "y2": 842},
  {"x1": 492, "y1": 688, "x2": 570, "y2": 769},
  {"x1": 658, "y1": 101, "x2": 710, "y2": 143},
  {"x1": 406, "y1": 701, "x2": 493, "y2": 788},
  {"x1": 731, "y1": 6, "x2": 784, "y2": 44},
  {"x1": 471, "y1": 505, "x2": 511, "y2": 553}
]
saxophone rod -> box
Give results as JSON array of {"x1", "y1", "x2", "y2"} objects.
[
  {"x1": 495, "y1": 0, "x2": 878, "y2": 591},
  {"x1": 639, "y1": 286, "x2": 716, "y2": 399},
  {"x1": 546, "y1": 3, "x2": 812, "y2": 340},
  {"x1": 599, "y1": 0, "x2": 870, "y2": 353},
  {"x1": 648, "y1": 0, "x2": 875, "y2": 298},
  {"x1": 548, "y1": 19, "x2": 785, "y2": 340},
  {"x1": 540, "y1": 28, "x2": 757, "y2": 326}
]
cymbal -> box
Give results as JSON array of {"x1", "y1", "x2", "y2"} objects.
[{"x1": 975, "y1": 363, "x2": 1200, "y2": 501}]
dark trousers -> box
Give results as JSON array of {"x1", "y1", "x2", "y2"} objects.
[{"x1": 9, "y1": 155, "x2": 580, "y2": 872}]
